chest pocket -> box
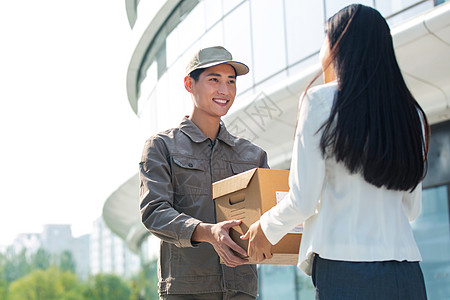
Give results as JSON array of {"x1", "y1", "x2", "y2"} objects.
[
  {"x1": 173, "y1": 156, "x2": 205, "y2": 172},
  {"x1": 171, "y1": 156, "x2": 210, "y2": 209}
]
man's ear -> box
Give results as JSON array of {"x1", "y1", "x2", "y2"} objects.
[{"x1": 184, "y1": 76, "x2": 193, "y2": 93}]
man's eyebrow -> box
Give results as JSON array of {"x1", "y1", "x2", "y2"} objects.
[{"x1": 205, "y1": 72, "x2": 236, "y2": 79}]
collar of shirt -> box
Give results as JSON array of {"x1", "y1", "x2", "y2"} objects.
[{"x1": 179, "y1": 116, "x2": 236, "y2": 147}]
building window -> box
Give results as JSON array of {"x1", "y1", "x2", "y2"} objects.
[
  {"x1": 284, "y1": 0, "x2": 325, "y2": 68},
  {"x1": 324, "y1": 0, "x2": 374, "y2": 19},
  {"x1": 376, "y1": 0, "x2": 431, "y2": 17},
  {"x1": 223, "y1": 1, "x2": 253, "y2": 92},
  {"x1": 250, "y1": 0, "x2": 287, "y2": 84},
  {"x1": 412, "y1": 184, "x2": 450, "y2": 299}
]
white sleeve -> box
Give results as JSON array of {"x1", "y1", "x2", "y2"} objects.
[
  {"x1": 402, "y1": 182, "x2": 422, "y2": 222},
  {"x1": 260, "y1": 90, "x2": 327, "y2": 245}
]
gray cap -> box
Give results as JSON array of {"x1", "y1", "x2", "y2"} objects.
[{"x1": 186, "y1": 46, "x2": 249, "y2": 76}]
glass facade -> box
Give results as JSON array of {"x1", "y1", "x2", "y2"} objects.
[
  {"x1": 134, "y1": 0, "x2": 450, "y2": 298},
  {"x1": 136, "y1": 0, "x2": 438, "y2": 133},
  {"x1": 413, "y1": 185, "x2": 450, "y2": 299}
]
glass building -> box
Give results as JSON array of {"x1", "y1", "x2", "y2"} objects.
[{"x1": 103, "y1": 0, "x2": 450, "y2": 298}]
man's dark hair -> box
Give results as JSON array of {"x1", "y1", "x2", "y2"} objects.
[{"x1": 189, "y1": 68, "x2": 206, "y2": 82}]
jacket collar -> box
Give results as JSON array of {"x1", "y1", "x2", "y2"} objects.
[{"x1": 179, "y1": 116, "x2": 236, "y2": 147}]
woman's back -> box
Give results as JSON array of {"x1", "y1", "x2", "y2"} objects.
[
  {"x1": 318, "y1": 4, "x2": 429, "y2": 192},
  {"x1": 296, "y1": 81, "x2": 422, "y2": 273}
]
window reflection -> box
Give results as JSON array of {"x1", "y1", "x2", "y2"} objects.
[
  {"x1": 250, "y1": 0, "x2": 286, "y2": 84},
  {"x1": 140, "y1": 61, "x2": 158, "y2": 104},
  {"x1": 204, "y1": 0, "x2": 223, "y2": 29},
  {"x1": 284, "y1": 0, "x2": 325, "y2": 67},
  {"x1": 222, "y1": 0, "x2": 246, "y2": 15},
  {"x1": 173, "y1": 3, "x2": 206, "y2": 61},
  {"x1": 385, "y1": 1, "x2": 434, "y2": 25},
  {"x1": 223, "y1": 1, "x2": 253, "y2": 92},
  {"x1": 325, "y1": 0, "x2": 374, "y2": 19},
  {"x1": 166, "y1": 23, "x2": 181, "y2": 69},
  {"x1": 201, "y1": 21, "x2": 224, "y2": 51},
  {"x1": 377, "y1": 0, "x2": 428, "y2": 17},
  {"x1": 259, "y1": 265, "x2": 297, "y2": 300},
  {"x1": 412, "y1": 185, "x2": 450, "y2": 299}
]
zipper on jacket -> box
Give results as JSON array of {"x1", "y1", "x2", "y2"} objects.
[
  {"x1": 209, "y1": 138, "x2": 217, "y2": 222},
  {"x1": 208, "y1": 139, "x2": 216, "y2": 181}
]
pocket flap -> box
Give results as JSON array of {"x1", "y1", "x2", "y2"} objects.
[{"x1": 172, "y1": 156, "x2": 205, "y2": 171}]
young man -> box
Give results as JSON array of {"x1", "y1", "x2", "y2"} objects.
[{"x1": 139, "y1": 46, "x2": 269, "y2": 299}]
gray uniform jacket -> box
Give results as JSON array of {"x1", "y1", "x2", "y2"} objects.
[{"x1": 139, "y1": 117, "x2": 269, "y2": 296}]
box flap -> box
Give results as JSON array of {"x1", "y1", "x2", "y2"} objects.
[{"x1": 212, "y1": 168, "x2": 258, "y2": 199}]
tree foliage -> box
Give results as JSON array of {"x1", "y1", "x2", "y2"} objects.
[
  {"x1": 8, "y1": 267, "x2": 82, "y2": 300},
  {"x1": 0, "y1": 247, "x2": 158, "y2": 300},
  {"x1": 82, "y1": 273, "x2": 131, "y2": 300},
  {"x1": 59, "y1": 250, "x2": 76, "y2": 273},
  {"x1": 31, "y1": 248, "x2": 51, "y2": 271},
  {"x1": 2, "y1": 248, "x2": 30, "y2": 282}
]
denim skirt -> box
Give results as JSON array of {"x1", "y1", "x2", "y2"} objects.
[{"x1": 312, "y1": 255, "x2": 427, "y2": 300}]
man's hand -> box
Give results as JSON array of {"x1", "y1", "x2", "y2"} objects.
[
  {"x1": 240, "y1": 220, "x2": 273, "y2": 262},
  {"x1": 192, "y1": 220, "x2": 249, "y2": 267}
]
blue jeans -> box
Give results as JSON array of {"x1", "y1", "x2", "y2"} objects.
[{"x1": 312, "y1": 255, "x2": 427, "y2": 300}]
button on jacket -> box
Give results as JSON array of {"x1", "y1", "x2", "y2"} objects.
[
  {"x1": 139, "y1": 117, "x2": 269, "y2": 296},
  {"x1": 260, "y1": 81, "x2": 423, "y2": 276}
]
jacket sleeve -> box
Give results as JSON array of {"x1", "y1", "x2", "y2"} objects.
[
  {"x1": 260, "y1": 89, "x2": 327, "y2": 245},
  {"x1": 260, "y1": 150, "x2": 270, "y2": 169},
  {"x1": 139, "y1": 136, "x2": 201, "y2": 248}
]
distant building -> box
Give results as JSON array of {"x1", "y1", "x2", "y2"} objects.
[
  {"x1": 11, "y1": 233, "x2": 41, "y2": 255},
  {"x1": 41, "y1": 224, "x2": 73, "y2": 254},
  {"x1": 7, "y1": 221, "x2": 139, "y2": 280},
  {"x1": 90, "y1": 217, "x2": 140, "y2": 278},
  {"x1": 9, "y1": 224, "x2": 90, "y2": 280},
  {"x1": 72, "y1": 234, "x2": 90, "y2": 280}
]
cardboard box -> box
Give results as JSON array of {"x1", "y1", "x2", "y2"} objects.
[{"x1": 213, "y1": 168, "x2": 301, "y2": 265}]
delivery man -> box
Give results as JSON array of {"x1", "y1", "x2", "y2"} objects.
[{"x1": 139, "y1": 46, "x2": 269, "y2": 299}]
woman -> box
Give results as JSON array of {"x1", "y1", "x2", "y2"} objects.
[{"x1": 241, "y1": 4, "x2": 429, "y2": 299}]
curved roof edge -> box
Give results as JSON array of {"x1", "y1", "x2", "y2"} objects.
[
  {"x1": 126, "y1": 0, "x2": 186, "y2": 114},
  {"x1": 125, "y1": 0, "x2": 138, "y2": 29},
  {"x1": 102, "y1": 173, "x2": 148, "y2": 254},
  {"x1": 392, "y1": 1, "x2": 450, "y2": 123}
]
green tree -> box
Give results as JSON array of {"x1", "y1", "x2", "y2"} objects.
[
  {"x1": 82, "y1": 273, "x2": 131, "y2": 300},
  {"x1": 8, "y1": 266, "x2": 82, "y2": 300},
  {"x1": 2, "y1": 248, "x2": 30, "y2": 282},
  {"x1": 130, "y1": 259, "x2": 158, "y2": 300},
  {"x1": 0, "y1": 279, "x2": 7, "y2": 300},
  {"x1": 0, "y1": 252, "x2": 8, "y2": 299},
  {"x1": 58, "y1": 250, "x2": 76, "y2": 273},
  {"x1": 30, "y1": 248, "x2": 51, "y2": 270}
]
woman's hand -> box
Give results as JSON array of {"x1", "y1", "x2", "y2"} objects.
[{"x1": 241, "y1": 220, "x2": 273, "y2": 262}]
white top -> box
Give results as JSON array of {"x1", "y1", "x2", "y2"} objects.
[{"x1": 260, "y1": 81, "x2": 422, "y2": 275}]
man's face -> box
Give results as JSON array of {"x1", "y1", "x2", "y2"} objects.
[{"x1": 188, "y1": 64, "x2": 237, "y2": 119}]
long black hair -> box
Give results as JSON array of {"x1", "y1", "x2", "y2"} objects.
[{"x1": 315, "y1": 4, "x2": 429, "y2": 191}]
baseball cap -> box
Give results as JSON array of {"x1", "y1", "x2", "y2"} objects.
[{"x1": 186, "y1": 46, "x2": 249, "y2": 76}]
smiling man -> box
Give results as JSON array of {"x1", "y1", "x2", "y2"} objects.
[{"x1": 139, "y1": 46, "x2": 269, "y2": 299}]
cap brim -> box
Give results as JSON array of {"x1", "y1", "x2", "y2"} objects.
[{"x1": 187, "y1": 60, "x2": 249, "y2": 76}]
